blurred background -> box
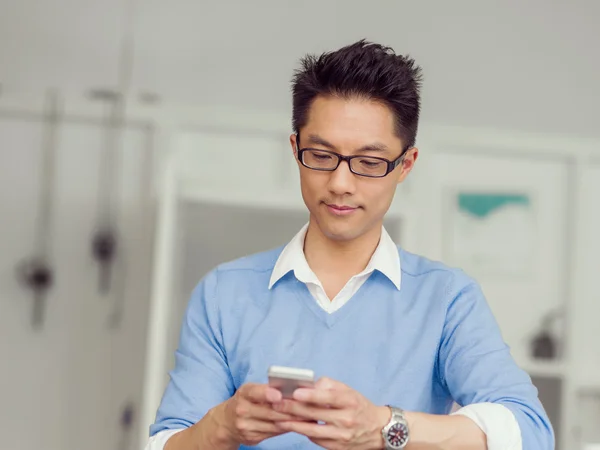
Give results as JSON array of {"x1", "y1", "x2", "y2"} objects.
[{"x1": 1, "y1": 1, "x2": 599, "y2": 449}]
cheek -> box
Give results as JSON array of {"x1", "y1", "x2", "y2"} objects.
[
  {"x1": 364, "y1": 181, "x2": 396, "y2": 209},
  {"x1": 299, "y1": 171, "x2": 321, "y2": 202}
]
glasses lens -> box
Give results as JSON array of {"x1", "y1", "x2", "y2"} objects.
[
  {"x1": 350, "y1": 157, "x2": 388, "y2": 177},
  {"x1": 302, "y1": 150, "x2": 339, "y2": 170}
]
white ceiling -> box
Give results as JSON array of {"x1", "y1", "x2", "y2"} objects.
[{"x1": 1, "y1": 0, "x2": 599, "y2": 138}]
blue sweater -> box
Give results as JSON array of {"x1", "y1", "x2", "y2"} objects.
[{"x1": 151, "y1": 246, "x2": 554, "y2": 449}]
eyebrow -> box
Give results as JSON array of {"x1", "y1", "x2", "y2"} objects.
[{"x1": 306, "y1": 133, "x2": 390, "y2": 153}]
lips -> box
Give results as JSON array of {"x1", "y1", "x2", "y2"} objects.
[
  {"x1": 324, "y1": 203, "x2": 359, "y2": 216},
  {"x1": 327, "y1": 204, "x2": 356, "y2": 210}
]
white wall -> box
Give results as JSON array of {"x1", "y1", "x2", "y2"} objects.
[
  {"x1": 0, "y1": 115, "x2": 154, "y2": 450},
  {"x1": 1, "y1": 0, "x2": 600, "y2": 139},
  {"x1": 571, "y1": 164, "x2": 600, "y2": 384}
]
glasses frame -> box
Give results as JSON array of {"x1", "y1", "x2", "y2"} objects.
[{"x1": 295, "y1": 133, "x2": 409, "y2": 178}]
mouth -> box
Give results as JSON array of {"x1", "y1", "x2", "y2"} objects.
[{"x1": 324, "y1": 203, "x2": 359, "y2": 216}]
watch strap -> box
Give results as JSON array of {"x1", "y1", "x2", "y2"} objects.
[
  {"x1": 389, "y1": 406, "x2": 407, "y2": 423},
  {"x1": 382, "y1": 405, "x2": 410, "y2": 449}
]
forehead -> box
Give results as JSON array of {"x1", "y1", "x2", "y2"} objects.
[{"x1": 301, "y1": 96, "x2": 403, "y2": 150}]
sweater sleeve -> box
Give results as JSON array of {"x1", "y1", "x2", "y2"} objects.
[
  {"x1": 149, "y1": 268, "x2": 235, "y2": 436},
  {"x1": 438, "y1": 277, "x2": 554, "y2": 449}
]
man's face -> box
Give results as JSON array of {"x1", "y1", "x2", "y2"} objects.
[{"x1": 290, "y1": 95, "x2": 417, "y2": 243}]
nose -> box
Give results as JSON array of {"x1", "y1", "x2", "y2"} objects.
[{"x1": 327, "y1": 159, "x2": 357, "y2": 196}]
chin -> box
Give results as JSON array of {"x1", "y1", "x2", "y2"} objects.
[
  {"x1": 319, "y1": 219, "x2": 364, "y2": 242},
  {"x1": 323, "y1": 230, "x2": 354, "y2": 242}
]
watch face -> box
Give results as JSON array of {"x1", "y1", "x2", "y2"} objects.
[{"x1": 386, "y1": 422, "x2": 409, "y2": 448}]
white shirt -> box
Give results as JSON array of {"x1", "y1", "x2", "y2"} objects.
[
  {"x1": 268, "y1": 223, "x2": 402, "y2": 313},
  {"x1": 145, "y1": 224, "x2": 522, "y2": 450}
]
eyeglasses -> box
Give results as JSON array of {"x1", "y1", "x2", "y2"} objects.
[{"x1": 296, "y1": 135, "x2": 408, "y2": 178}]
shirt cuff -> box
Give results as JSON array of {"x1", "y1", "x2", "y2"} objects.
[
  {"x1": 144, "y1": 429, "x2": 185, "y2": 450},
  {"x1": 451, "y1": 403, "x2": 522, "y2": 450}
]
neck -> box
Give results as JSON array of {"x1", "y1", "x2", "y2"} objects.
[{"x1": 303, "y1": 217, "x2": 382, "y2": 278}]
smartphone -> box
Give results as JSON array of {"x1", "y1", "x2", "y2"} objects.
[{"x1": 268, "y1": 365, "x2": 315, "y2": 399}]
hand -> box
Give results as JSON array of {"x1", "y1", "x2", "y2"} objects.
[
  {"x1": 216, "y1": 383, "x2": 307, "y2": 447},
  {"x1": 272, "y1": 377, "x2": 391, "y2": 450}
]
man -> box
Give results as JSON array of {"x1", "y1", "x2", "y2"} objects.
[{"x1": 146, "y1": 40, "x2": 553, "y2": 449}]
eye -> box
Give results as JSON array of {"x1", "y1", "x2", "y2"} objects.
[
  {"x1": 358, "y1": 158, "x2": 384, "y2": 168},
  {"x1": 312, "y1": 151, "x2": 333, "y2": 161}
]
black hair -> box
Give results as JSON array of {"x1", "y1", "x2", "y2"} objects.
[{"x1": 291, "y1": 39, "x2": 423, "y2": 149}]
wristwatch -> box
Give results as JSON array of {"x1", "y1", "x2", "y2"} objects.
[{"x1": 381, "y1": 406, "x2": 410, "y2": 449}]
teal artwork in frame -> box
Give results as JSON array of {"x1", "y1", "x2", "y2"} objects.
[
  {"x1": 447, "y1": 191, "x2": 536, "y2": 277},
  {"x1": 458, "y1": 193, "x2": 531, "y2": 219}
]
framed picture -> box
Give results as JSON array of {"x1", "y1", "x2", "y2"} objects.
[{"x1": 444, "y1": 191, "x2": 537, "y2": 278}]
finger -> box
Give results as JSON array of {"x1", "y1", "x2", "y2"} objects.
[
  {"x1": 248, "y1": 402, "x2": 307, "y2": 422},
  {"x1": 246, "y1": 430, "x2": 293, "y2": 446},
  {"x1": 237, "y1": 418, "x2": 283, "y2": 434},
  {"x1": 273, "y1": 399, "x2": 344, "y2": 423},
  {"x1": 292, "y1": 387, "x2": 351, "y2": 408},
  {"x1": 276, "y1": 421, "x2": 348, "y2": 440},
  {"x1": 315, "y1": 377, "x2": 346, "y2": 390},
  {"x1": 253, "y1": 431, "x2": 286, "y2": 442},
  {"x1": 240, "y1": 383, "x2": 282, "y2": 404}
]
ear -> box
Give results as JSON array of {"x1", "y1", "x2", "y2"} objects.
[
  {"x1": 290, "y1": 133, "x2": 303, "y2": 169},
  {"x1": 397, "y1": 147, "x2": 418, "y2": 185},
  {"x1": 289, "y1": 133, "x2": 298, "y2": 156}
]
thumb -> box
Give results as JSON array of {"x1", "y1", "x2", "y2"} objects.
[
  {"x1": 315, "y1": 377, "x2": 343, "y2": 390},
  {"x1": 241, "y1": 383, "x2": 282, "y2": 403}
]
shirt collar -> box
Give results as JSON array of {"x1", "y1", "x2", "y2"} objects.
[{"x1": 268, "y1": 223, "x2": 401, "y2": 290}]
